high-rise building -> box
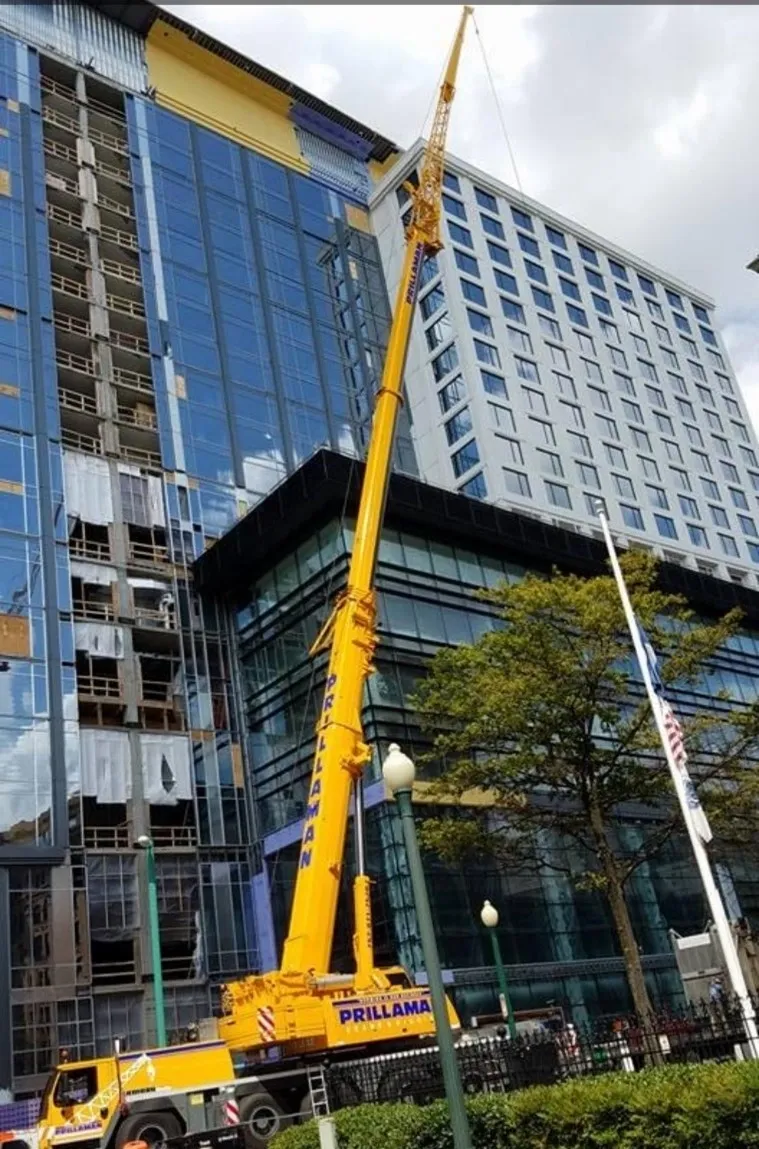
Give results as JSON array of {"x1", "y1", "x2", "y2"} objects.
[
  {"x1": 0, "y1": 0, "x2": 757, "y2": 1106},
  {"x1": 0, "y1": 0, "x2": 412, "y2": 1098},
  {"x1": 371, "y1": 142, "x2": 759, "y2": 586}
]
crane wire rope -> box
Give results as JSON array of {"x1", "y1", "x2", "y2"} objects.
[{"x1": 472, "y1": 12, "x2": 525, "y2": 197}]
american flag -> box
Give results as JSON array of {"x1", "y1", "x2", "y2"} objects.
[{"x1": 636, "y1": 618, "x2": 713, "y2": 846}]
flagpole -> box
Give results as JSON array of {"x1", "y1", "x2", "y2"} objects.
[{"x1": 595, "y1": 504, "x2": 759, "y2": 1057}]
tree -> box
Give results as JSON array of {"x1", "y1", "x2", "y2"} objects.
[{"x1": 411, "y1": 551, "x2": 759, "y2": 1019}]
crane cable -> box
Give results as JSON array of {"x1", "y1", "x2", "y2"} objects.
[{"x1": 472, "y1": 12, "x2": 525, "y2": 198}]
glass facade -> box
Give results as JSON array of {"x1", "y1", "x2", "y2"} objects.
[{"x1": 226, "y1": 492, "x2": 759, "y2": 1026}]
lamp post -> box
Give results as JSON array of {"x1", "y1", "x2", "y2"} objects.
[
  {"x1": 480, "y1": 900, "x2": 517, "y2": 1040},
  {"x1": 135, "y1": 834, "x2": 167, "y2": 1047},
  {"x1": 382, "y1": 744, "x2": 472, "y2": 1149}
]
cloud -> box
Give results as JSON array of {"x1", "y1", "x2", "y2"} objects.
[{"x1": 162, "y1": 4, "x2": 759, "y2": 424}]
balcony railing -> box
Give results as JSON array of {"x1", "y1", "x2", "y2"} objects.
[
  {"x1": 101, "y1": 221, "x2": 138, "y2": 251},
  {"x1": 44, "y1": 137, "x2": 76, "y2": 165},
  {"x1": 45, "y1": 171, "x2": 79, "y2": 197},
  {"x1": 102, "y1": 257, "x2": 141, "y2": 286},
  {"x1": 117, "y1": 404, "x2": 157, "y2": 430},
  {"x1": 49, "y1": 236, "x2": 87, "y2": 265},
  {"x1": 118, "y1": 443, "x2": 161, "y2": 469},
  {"x1": 73, "y1": 599, "x2": 115, "y2": 622},
  {"x1": 140, "y1": 679, "x2": 177, "y2": 703},
  {"x1": 99, "y1": 192, "x2": 134, "y2": 220},
  {"x1": 40, "y1": 74, "x2": 76, "y2": 102},
  {"x1": 48, "y1": 202, "x2": 80, "y2": 230},
  {"x1": 134, "y1": 604, "x2": 176, "y2": 630},
  {"x1": 111, "y1": 330, "x2": 150, "y2": 357},
  {"x1": 77, "y1": 673, "x2": 123, "y2": 700},
  {"x1": 129, "y1": 540, "x2": 170, "y2": 567},
  {"x1": 54, "y1": 312, "x2": 91, "y2": 338},
  {"x1": 51, "y1": 271, "x2": 89, "y2": 301},
  {"x1": 69, "y1": 536, "x2": 111, "y2": 563},
  {"x1": 61, "y1": 428, "x2": 102, "y2": 454},
  {"x1": 42, "y1": 104, "x2": 77, "y2": 134},
  {"x1": 57, "y1": 348, "x2": 97, "y2": 378},
  {"x1": 59, "y1": 388, "x2": 97, "y2": 416},
  {"x1": 150, "y1": 825, "x2": 197, "y2": 849},
  {"x1": 91, "y1": 959, "x2": 136, "y2": 987},
  {"x1": 95, "y1": 156, "x2": 131, "y2": 186},
  {"x1": 83, "y1": 824, "x2": 131, "y2": 850},
  {"x1": 90, "y1": 124, "x2": 128, "y2": 155},
  {"x1": 112, "y1": 364, "x2": 153, "y2": 393},
  {"x1": 107, "y1": 292, "x2": 145, "y2": 319}
]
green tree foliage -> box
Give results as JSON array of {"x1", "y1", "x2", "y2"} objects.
[
  {"x1": 273, "y1": 1060, "x2": 759, "y2": 1149},
  {"x1": 409, "y1": 552, "x2": 759, "y2": 1017}
]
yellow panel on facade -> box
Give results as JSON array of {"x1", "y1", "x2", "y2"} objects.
[
  {"x1": 0, "y1": 383, "x2": 19, "y2": 397},
  {"x1": 0, "y1": 614, "x2": 30, "y2": 658},
  {"x1": 345, "y1": 204, "x2": 372, "y2": 234},
  {"x1": 369, "y1": 154, "x2": 400, "y2": 185},
  {"x1": 0, "y1": 169, "x2": 10, "y2": 196},
  {"x1": 146, "y1": 21, "x2": 309, "y2": 174}
]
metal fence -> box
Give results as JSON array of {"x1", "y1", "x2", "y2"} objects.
[{"x1": 324, "y1": 1000, "x2": 752, "y2": 1110}]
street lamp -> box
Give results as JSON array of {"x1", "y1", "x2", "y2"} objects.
[
  {"x1": 135, "y1": 834, "x2": 167, "y2": 1047},
  {"x1": 382, "y1": 744, "x2": 472, "y2": 1149},
  {"x1": 480, "y1": 900, "x2": 517, "y2": 1040}
]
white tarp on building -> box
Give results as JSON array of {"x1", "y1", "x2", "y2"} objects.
[
  {"x1": 79, "y1": 728, "x2": 130, "y2": 804},
  {"x1": 74, "y1": 622, "x2": 124, "y2": 659},
  {"x1": 63, "y1": 452, "x2": 113, "y2": 525},
  {"x1": 141, "y1": 733, "x2": 192, "y2": 805},
  {"x1": 71, "y1": 560, "x2": 117, "y2": 586}
]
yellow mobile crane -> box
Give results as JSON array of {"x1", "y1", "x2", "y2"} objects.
[
  {"x1": 34, "y1": 11, "x2": 472, "y2": 1149},
  {"x1": 219, "y1": 3, "x2": 472, "y2": 1062}
]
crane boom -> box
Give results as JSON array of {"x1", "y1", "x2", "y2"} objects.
[
  {"x1": 218, "y1": 8, "x2": 471, "y2": 1057},
  {"x1": 281, "y1": 5, "x2": 473, "y2": 979}
]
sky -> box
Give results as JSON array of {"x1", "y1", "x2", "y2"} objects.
[{"x1": 164, "y1": 4, "x2": 759, "y2": 428}]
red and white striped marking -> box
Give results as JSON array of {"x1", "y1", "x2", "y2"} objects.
[
  {"x1": 257, "y1": 1005, "x2": 276, "y2": 1044},
  {"x1": 223, "y1": 1099, "x2": 240, "y2": 1127}
]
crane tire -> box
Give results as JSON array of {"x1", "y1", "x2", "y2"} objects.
[
  {"x1": 239, "y1": 1090, "x2": 288, "y2": 1148},
  {"x1": 114, "y1": 1112, "x2": 182, "y2": 1149}
]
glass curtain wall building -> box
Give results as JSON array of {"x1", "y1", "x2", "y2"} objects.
[
  {"x1": 196, "y1": 450, "x2": 759, "y2": 1027},
  {"x1": 369, "y1": 140, "x2": 759, "y2": 586},
  {"x1": 0, "y1": 1, "x2": 410, "y2": 1099}
]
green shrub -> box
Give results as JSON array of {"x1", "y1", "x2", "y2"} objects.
[{"x1": 272, "y1": 1060, "x2": 759, "y2": 1149}]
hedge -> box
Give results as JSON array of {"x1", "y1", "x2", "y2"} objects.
[{"x1": 272, "y1": 1059, "x2": 759, "y2": 1149}]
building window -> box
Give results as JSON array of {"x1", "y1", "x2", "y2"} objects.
[
  {"x1": 575, "y1": 331, "x2": 595, "y2": 356},
  {"x1": 588, "y1": 386, "x2": 611, "y2": 413},
  {"x1": 692, "y1": 302, "x2": 709, "y2": 323},
  {"x1": 438, "y1": 375, "x2": 467, "y2": 412},
  {"x1": 586, "y1": 268, "x2": 605, "y2": 291},
  {"x1": 530, "y1": 417, "x2": 555, "y2": 445},
  {"x1": 443, "y1": 192, "x2": 467, "y2": 220},
  {"x1": 443, "y1": 171, "x2": 460, "y2": 192},
  {"x1": 545, "y1": 224, "x2": 567, "y2": 249},
  {"x1": 712, "y1": 435, "x2": 730, "y2": 459},
  {"x1": 448, "y1": 221, "x2": 473, "y2": 247},
  {"x1": 518, "y1": 231, "x2": 540, "y2": 257},
  {"x1": 608, "y1": 258, "x2": 628, "y2": 281},
  {"x1": 721, "y1": 460, "x2": 739, "y2": 483},
  {"x1": 613, "y1": 370, "x2": 635, "y2": 395},
  {"x1": 724, "y1": 396, "x2": 742, "y2": 418},
  {"x1": 539, "y1": 314, "x2": 562, "y2": 340},
  {"x1": 532, "y1": 287, "x2": 555, "y2": 312},
  {"x1": 548, "y1": 344, "x2": 569, "y2": 370},
  {"x1": 599, "y1": 319, "x2": 620, "y2": 343},
  {"x1": 503, "y1": 467, "x2": 531, "y2": 497},
  {"x1": 638, "y1": 273, "x2": 656, "y2": 296},
  {"x1": 537, "y1": 449, "x2": 563, "y2": 476},
  {"x1": 445, "y1": 407, "x2": 473, "y2": 445},
  {"x1": 680, "y1": 335, "x2": 698, "y2": 356},
  {"x1": 524, "y1": 388, "x2": 549, "y2": 415},
  {"x1": 730, "y1": 487, "x2": 749, "y2": 510},
  {"x1": 616, "y1": 283, "x2": 634, "y2": 304},
  {"x1": 562, "y1": 402, "x2": 585, "y2": 428},
  {"x1": 475, "y1": 186, "x2": 498, "y2": 212},
  {"x1": 596, "y1": 413, "x2": 619, "y2": 439},
  {"x1": 630, "y1": 427, "x2": 651, "y2": 451},
  {"x1": 679, "y1": 494, "x2": 700, "y2": 519},
  {"x1": 740, "y1": 444, "x2": 757, "y2": 467},
  {"x1": 653, "y1": 323, "x2": 672, "y2": 346},
  {"x1": 495, "y1": 269, "x2": 519, "y2": 296},
  {"x1": 578, "y1": 242, "x2": 598, "y2": 266},
  {"x1": 645, "y1": 385, "x2": 666, "y2": 408},
  {"x1": 511, "y1": 206, "x2": 533, "y2": 232},
  {"x1": 631, "y1": 335, "x2": 650, "y2": 357},
  {"x1": 671, "y1": 467, "x2": 692, "y2": 490},
  {"x1": 704, "y1": 409, "x2": 724, "y2": 432},
  {"x1": 687, "y1": 524, "x2": 708, "y2": 547},
  {"x1": 666, "y1": 288, "x2": 684, "y2": 310},
  {"x1": 663, "y1": 439, "x2": 683, "y2": 463},
  {"x1": 481, "y1": 369, "x2": 507, "y2": 398},
  {"x1": 482, "y1": 214, "x2": 506, "y2": 241},
  {"x1": 647, "y1": 485, "x2": 669, "y2": 510},
  {"x1": 553, "y1": 372, "x2": 577, "y2": 398},
  {"x1": 710, "y1": 505, "x2": 729, "y2": 527},
  {"x1": 708, "y1": 349, "x2": 726, "y2": 371},
  {"x1": 426, "y1": 314, "x2": 453, "y2": 350},
  {"x1": 488, "y1": 403, "x2": 516, "y2": 433},
  {"x1": 501, "y1": 298, "x2": 526, "y2": 324},
  {"x1": 620, "y1": 398, "x2": 644, "y2": 424},
  {"x1": 637, "y1": 359, "x2": 659, "y2": 383},
  {"x1": 675, "y1": 397, "x2": 694, "y2": 419},
  {"x1": 621, "y1": 504, "x2": 645, "y2": 530},
  {"x1": 420, "y1": 284, "x2": 446, "y2": 320},
  {"x1": 454, "y1": 249, "x2": 479, "y2": 276},
  {"x1": 568, "y1": 431, "x2": 592, "y2": 457},
  {"x1": 668, "y1": 372, "x2": 687, "y2": 395},
  {"x1": 566, "y1": 303, "x2": 588, "y2": 327},
  {"x1": 553, "y1": 250, "x2": 574, "y2": 274},
  {"x1": 748, "y1": 543, "x2": 759, "y2": 564},
  {"x1": 692, "y1": 449, "x2": 712, "y2": 474},
  {"x1": 459, "y1": 471, "x2": 488, "y2": 499},
  {"x1": 593, "y1": 294, "x2": 613, "y2": 316},
  {"x1": 420, "y1": 254, "x2": 440, "y2": 286},
  {"x1": 719, "y1": 533, "x2": 740, "y2": 557},
  {"x1": 605, "y1": 443, "x2": 627, "y2": 467},
  {"x1": 689, "y1": 360, "x2": 707, "y2": 382},
  {"x1": 646, "y1": 298, "x2": 664, "y2": 320},
  {"x1": 525, "y1": 259, "x2": 548, "y2": 285},
  {"x1": 654, "y1": 514, "x2": 678, "y2": 539},
  {"x1": 508, "y1": 326, "x2": 533, "y2": 354},
  {"x1": 474, "y1": 339, "x2": 501, "y2": 367},
  {"x1": 577, "y1": 460, "x2": 600, "y2": 487},
  {"x1": 488, "y1": 241, "x2": 512, "y2": 267},
  {"x1": 583, "y1": 359, "x2": 604, "y2": 383},
  {"x1": 661, "y1": 348, "x2": 679, "y2": 370},
  {"x1": 515, "y1": 357, "x2": 540, "y2": 383},
  {"x1": 613, "y1": 473, "x2": 635, "y2": 499},
  {"x1": 560, "y1": 277, "x2": 581, "y2": 302},
  {"x1": 640, "y1": 456, "x2": 660, "y2": 480},
  {"x1": 461, "y1": 279, "x2": 486, "y2": 306},
  {"x1": 545, "y1": 480, "x2": 572, "y2": 509},
  {"x1": 674, "y1": 312, "x2": 692, "y2": 335},
  {"x1": 468, "y1": 309, "x2": 494, "y2": 337},
  {"x1": 503, "y1": 437, "x2": 524, "y2": 465},
  {"x1": 451, "y1": 438, "x2": 480, "y2": 477},
  {"x1": 431, "y1": 343, "x2": 459, "y2": 382},
  {"x1": 685, "y1": 424, "x2": 704, "y2": 448},
  {"x1": 701, "y1": 477, "x2": 719, "y2": 500}
]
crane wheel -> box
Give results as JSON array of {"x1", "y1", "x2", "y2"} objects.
[
  {"x1": 238, "y1": 1091, "x2": 288, "y2": 1149},
  {"x1": 114, "y1": 1113, "x2": 182, "y2": 1149}
]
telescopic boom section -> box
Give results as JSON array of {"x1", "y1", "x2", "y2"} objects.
[{"x1": 280, "y1": 7, "x2": 473, "y2": 979}]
